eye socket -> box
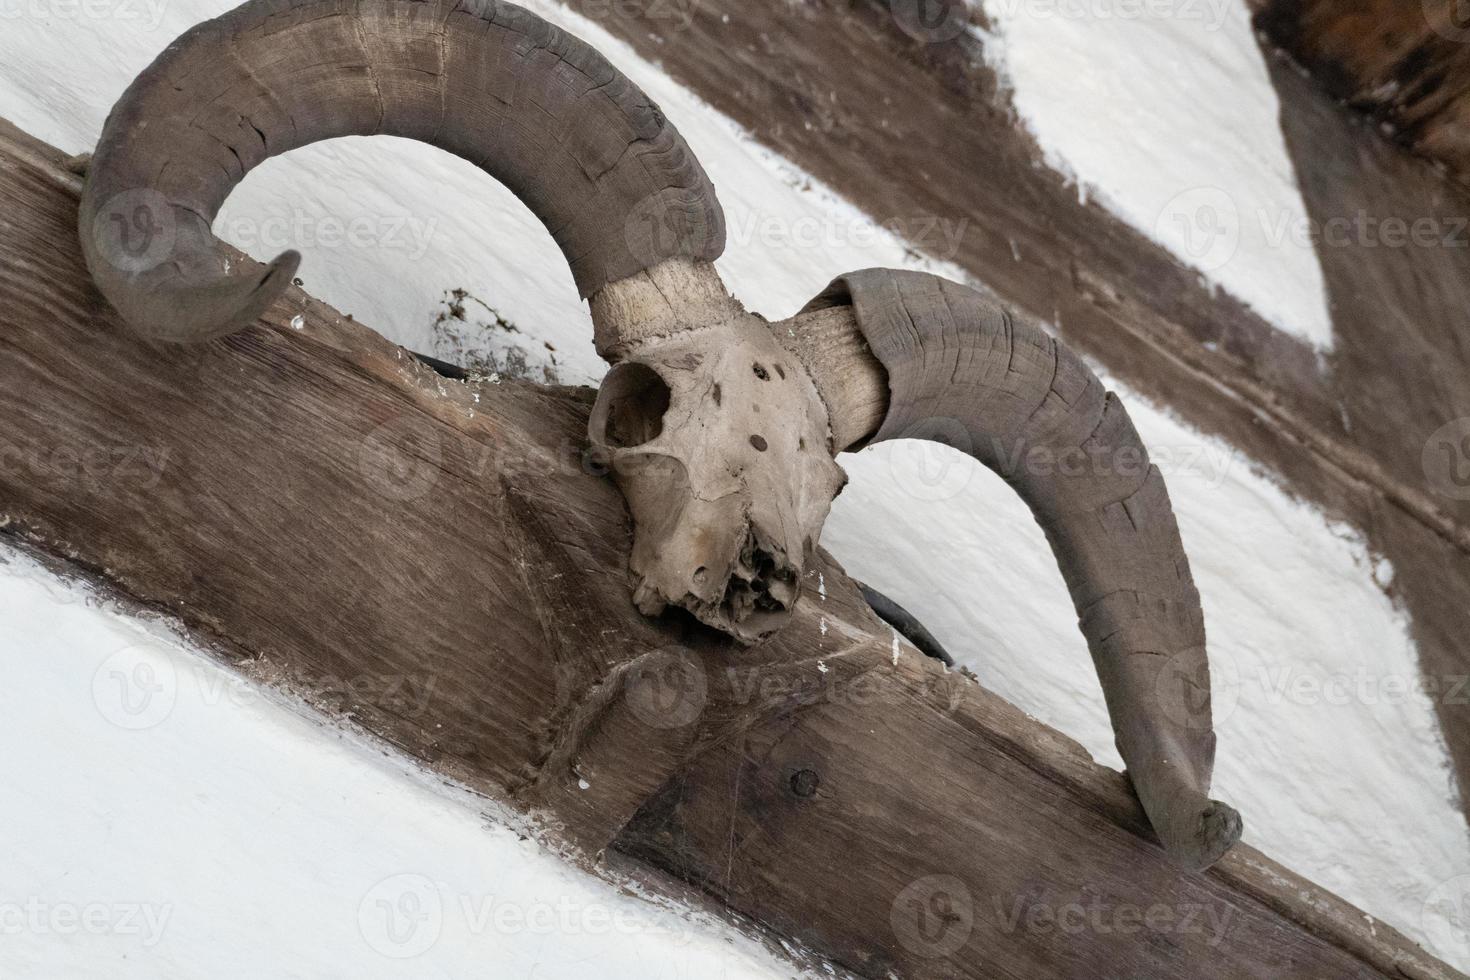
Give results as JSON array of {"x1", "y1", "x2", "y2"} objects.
[{"x1": 591, "y1": 362, "x2": 673, "y2": 449}]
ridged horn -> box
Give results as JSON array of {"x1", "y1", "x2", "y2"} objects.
[
  {"x1": 787, "y1": 268, "x2": 1242, "y2": 872},
  {"x1": 79, "y1": 0, "x2": 725, "y2": 343}
]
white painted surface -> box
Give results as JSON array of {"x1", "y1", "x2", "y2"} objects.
[
  {"x1": 976, "y1": 0, "x2": 1336, "y2": 349},
  {"x1": 0, "y1": 0, "x2": 964, "y2": 385},
  {"x1": 1, "y1": 0, "x2": 1467, "y2": 972},
  {"x1": 0, "y1": 547, "x2": 802, "y2": 979},
  {"x1": 827, "y1": 391, "x2": 1469, "y2": 966}
]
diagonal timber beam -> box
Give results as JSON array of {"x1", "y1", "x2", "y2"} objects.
[{"x1": 0, "y1": 118, "x2": 1461, "y2": 980}]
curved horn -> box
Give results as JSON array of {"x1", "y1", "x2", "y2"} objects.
[
  {"x1": 785, "y1": 268, "x2": 1242, "y2": 872},
  {"x1": 79, "y1": 0, "x2": 725, "y2": 344}
]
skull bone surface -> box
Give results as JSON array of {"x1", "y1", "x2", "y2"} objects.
[{"x1": 589, "y1": 314, "x2": 848, "y2": 644}]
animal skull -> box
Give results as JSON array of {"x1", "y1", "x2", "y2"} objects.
[
  {"x1": 589, "y1": 315, "x2": 846, "y2": 644},
  {"x1": 78, "y1": 0, "x2": 1241, "y2": 871}
]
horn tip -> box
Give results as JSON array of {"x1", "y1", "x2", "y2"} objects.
[{"x1": 146, "y1": 250, "x2": 301, "y2": 344}]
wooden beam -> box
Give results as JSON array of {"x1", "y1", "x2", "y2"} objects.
[
  {"x1": 1254, "y1": 0, "x2": 1470, "y2": 184},
  {"x1": 543, "y1": 0, "x2": 1470, "y2": 828},
  {"x1": 0, "y1": 119, "x2": 1460, "y2": 980}
]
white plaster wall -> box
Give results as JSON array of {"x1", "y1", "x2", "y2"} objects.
[
  {"x1": 976, "y1": 0, "x2": 1336, "y2": 348},
  {"x1": 1, "y1": 0, "x2": 1466, "y2": 970},
  {"x1": 0, "y1": 547, "x2": 805, "y2": 978}
]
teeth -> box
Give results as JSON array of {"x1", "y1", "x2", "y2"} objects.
[
  {"x1": 766, "y1": 574, "x2": 798, "y2": 607},
  {"x1": 630, "y1": 527, "x2": 800, "y2": 643},
  {"x1": 713, "y1": 530, "x2": 800, "y2": 625}
]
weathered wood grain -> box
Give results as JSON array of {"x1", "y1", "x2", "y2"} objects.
[
  {"x1": 1255, "y1": 0, "x2": 1470, "y2": 185},
  {"x1": 549, "y1": 0, "x2": 1470, "y2": 822},
  {"x1": 0, "y1": 118, "x2": 1461, "y2": 980}
]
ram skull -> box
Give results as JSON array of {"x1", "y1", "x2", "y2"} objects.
[
  {"x1": 78, "y1": 0, "x2": 1241, "y2": 872},
  {"x1": 588, "y1": 317, "x2": 846, "y2": 643}
]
